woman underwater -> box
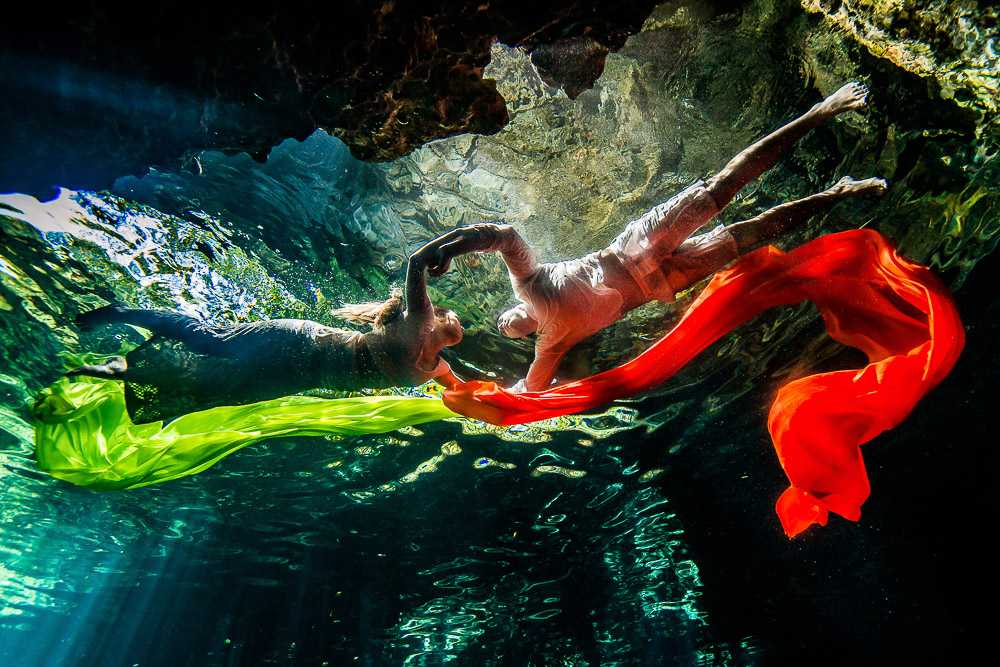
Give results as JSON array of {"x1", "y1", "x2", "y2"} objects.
[
  {"x1": 421, "y1": 82, "x2": 887, "y2": 391},
  {"x1": 67, "y1": 236, "x2": 464, "y2": 423}
]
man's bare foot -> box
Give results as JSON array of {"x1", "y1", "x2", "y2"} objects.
[
  {"x1": 814, "y1": 82, "x2": 868, "y2": 117},
  {"x1": 828, "y1": 175, "x2": 887, "y2": 196}
]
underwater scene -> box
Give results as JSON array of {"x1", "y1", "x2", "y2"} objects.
[{"x1": 1, "y1": 1, "x2": 997, "y2": 665}]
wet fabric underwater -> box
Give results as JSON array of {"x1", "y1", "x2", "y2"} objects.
[
  {"x1": 33, "y1": 230, "x2": 964, "y2": 537},
  {"x1": 32, "y1": 377, "x2": 457, "y2": 491},
  {"x1": 443, "y1": 229, "x2": 965, "y2": 535}
]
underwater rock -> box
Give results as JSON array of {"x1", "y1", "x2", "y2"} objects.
[
  {"x1": 0, "y1": 1, "x2": 659, "y2": 199},
  {"x1": 6, "y1": 0, "x2": 999, "y2": 392},
  {"x1": 797, "y1": 0, "x2": 1000, "y2": 285},
  {"x1": 802, "y1": 0, "x2": 1000, "y2": 120},
  {"x1": 110, "y1": 132, "x2": 407, "y2": 294}
]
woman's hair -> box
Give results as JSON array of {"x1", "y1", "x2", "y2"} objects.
[{"x1": 331, "y1": 289, "x2": 404, "y2": 329}]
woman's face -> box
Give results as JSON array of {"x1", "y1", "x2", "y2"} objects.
[{"x1": 432, "y1": 308, "x2": 463, "y2": 347}]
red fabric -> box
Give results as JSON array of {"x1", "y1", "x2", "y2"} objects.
[{"x1": 442, "y1": 230, "x2": 964, "y2": 536}]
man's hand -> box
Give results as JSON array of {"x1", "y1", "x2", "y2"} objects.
[{"x1": 416, "y1": 225, "x2": 502, "y2": 277}]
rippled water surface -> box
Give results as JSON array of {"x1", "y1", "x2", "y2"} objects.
[
  {"x1": 2, "y1": 160, "x2": 994, "y2": 666},
  {"x1": 0, "y1": 187, "x2": 726, "y2": 665}
]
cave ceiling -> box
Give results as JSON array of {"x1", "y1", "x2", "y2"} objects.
[{"x1": 1, "y1": 0, "x2": 664, "y2": 199}]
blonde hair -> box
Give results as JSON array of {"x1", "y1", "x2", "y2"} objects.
[{"x1": 331, "y1": 289, "x2": 404, "y2": 329}]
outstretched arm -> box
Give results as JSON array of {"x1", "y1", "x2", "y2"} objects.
[
  {"x1": 518, "y1": 339, "x2": 572, "y2": 392},
  {"x1": 407, "y1": 224, "x2": 527, "y2": 310},
  {"x1": 424, "y1": 224, "x2": 540, "y2": 283}
]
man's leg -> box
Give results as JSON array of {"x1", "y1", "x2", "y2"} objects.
[
  {"x1": 704, "y1": 82, "x2": 869, "y2": 209},
  {"x1": 727, "y1": 176, "x2": 887, "y2": 251},
  {"x1": 661, "y1": 176, "x2": 886, "y2": 295}
]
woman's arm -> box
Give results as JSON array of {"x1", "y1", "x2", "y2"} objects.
[
  {"x1": 405, "y1": 241, "x2": 438, "y2": 316},
  {"x1": 406, "y1": 225, "x2": 524, "y2": 313},
  {"x1": 433, "y1": 367, "x2": 463, "y2": 388}
]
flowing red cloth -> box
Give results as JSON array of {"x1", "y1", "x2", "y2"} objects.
[{"x1": 442, "y1": 230, "x2": 964, "y2": 537}]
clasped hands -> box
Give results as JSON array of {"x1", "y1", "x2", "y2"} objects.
[{"x1": 413, "y1": 224, "x2": 501, "y2": 277}]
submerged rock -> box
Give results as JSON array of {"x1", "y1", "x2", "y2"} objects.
[{"x1": 5, "y1": 0, "x2": 998, "y2": 388}]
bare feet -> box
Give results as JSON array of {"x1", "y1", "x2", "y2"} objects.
[
  {"x1": 66, "y1": 355, "x2": 127, "y2": 379},
  {"x1": 75, "y1": 303, "x2": 127, "y2": 331},
  {"x1": 814, "y1": 82, "x2": 869, "y2": 117},
  {"x1": 828, "y1": 175, "x2": 888, "y2": 197}
]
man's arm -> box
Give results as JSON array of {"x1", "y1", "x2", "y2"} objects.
[
  {"x1": 405, "y1": 225, "x2": 511, "y2": 316},
  {"x1": 518, "y1": 338, "x2": 572, "y2": 392},
  {"x1": 425, "y1": 224, "x2": 540, "y2": 283}
]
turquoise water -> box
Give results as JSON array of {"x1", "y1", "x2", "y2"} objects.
[{"x1": 0, "y1": 182, "x2": 716, "y2": 664}]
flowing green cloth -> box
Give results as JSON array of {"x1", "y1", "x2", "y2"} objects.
[{"x1": 33, "y1": 376, "x2": 458, "y2": 491}]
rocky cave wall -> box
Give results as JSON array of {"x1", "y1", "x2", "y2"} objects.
[{"x1": 1, "y1": 0, "x2": 661, "y2": 199}]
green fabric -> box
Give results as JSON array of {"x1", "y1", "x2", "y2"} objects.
[{"x1": 32, "y1": 376, "x2": 458, "y2": 491}]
